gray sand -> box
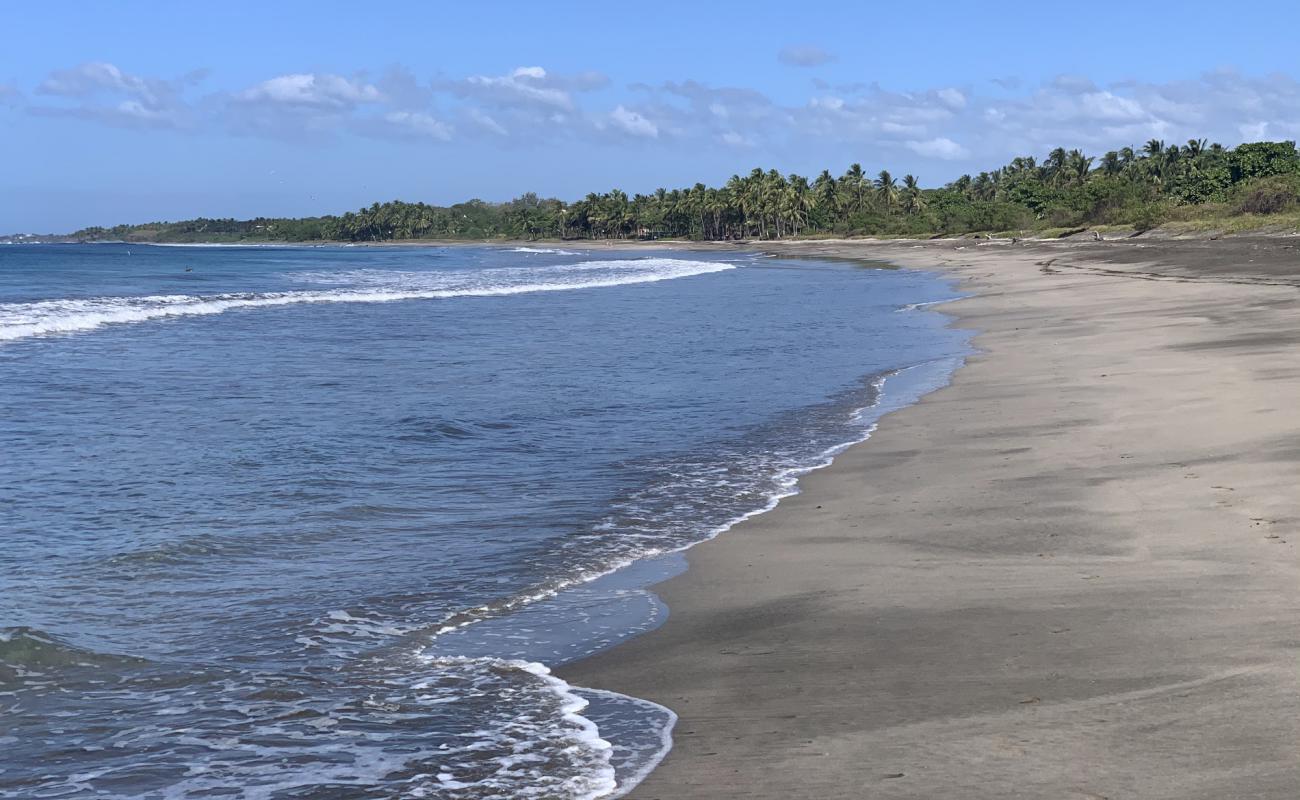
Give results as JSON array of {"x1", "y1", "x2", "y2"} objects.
[{"x1": 562, "y1": 237, "x2": 1300, "y2": 799}]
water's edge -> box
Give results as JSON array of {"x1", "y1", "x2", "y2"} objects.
[
  {"x1": 0, "y1": 245, "x2": 969, "y2": 798},
  {"x1": 553, "y1": 299, "x2": 970, "y2": 796}
]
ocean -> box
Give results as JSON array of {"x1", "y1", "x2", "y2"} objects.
[{"x1": 0, "y1": 243, "x2": 970, "y2": 798}]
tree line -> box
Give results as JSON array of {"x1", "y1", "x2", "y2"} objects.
[{"x1": 73, "y1": 139, "x2": 1300, "y2": 243}]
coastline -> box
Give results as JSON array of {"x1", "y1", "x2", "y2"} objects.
[{"x1": 561, "y1": 237, "x2": 1300, "y2": 798}]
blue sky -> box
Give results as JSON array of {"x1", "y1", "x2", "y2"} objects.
[{"x1": 4, "y1": 0, "x2": 1300, "y2": 231}]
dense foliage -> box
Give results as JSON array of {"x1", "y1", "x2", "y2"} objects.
[{"x1": 71, "y1": 140, "x2": 1300, "y2": 243}]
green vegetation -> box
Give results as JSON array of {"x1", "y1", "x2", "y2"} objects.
[{"x1": 69, "y1": 140, "x2": 1300, "y2": 243}]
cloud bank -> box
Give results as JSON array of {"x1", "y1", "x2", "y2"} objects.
[{"x1": 14, "y1": 62, "x2": 1300, "y2": 174}]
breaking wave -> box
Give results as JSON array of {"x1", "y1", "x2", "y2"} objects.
[{"x1": 0, "y1": 258, "x2": 733, "y2": 343}]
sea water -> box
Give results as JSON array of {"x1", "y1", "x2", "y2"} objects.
[{"x1": 0, "y1": 243, "x2": 970, "y2": 798}]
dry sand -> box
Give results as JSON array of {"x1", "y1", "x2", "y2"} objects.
[{"x1": 562, "y1": 236, "x2": 1300, "y2": 799}]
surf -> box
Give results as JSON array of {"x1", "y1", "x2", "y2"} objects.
[{"x1": 0, "y1": 258, "x2": 734, "y2": 343}]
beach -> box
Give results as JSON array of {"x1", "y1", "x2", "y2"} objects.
[
  {"x1": 562, "y1": 236, "x2": 1300, "y2": 798},
  {"x1": 2, "y1": 243, "x2": 974, "y2": 798}
]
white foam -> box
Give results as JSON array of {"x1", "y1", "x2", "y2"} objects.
[
  {"x1": 579, "y1": 689, "x2": 678, "y2": 799},
  {"x1": 410, "y1": 357, "x2": 964, "y2": 795},
  {"x1": 144, "y1": 242, "x2": 317, "y2": 249},
  {"x1": 426, "y1": 362, "x2": 964, "y2": 639},
  {"x1": 895, "y1": 296, "x2": 966, "y2": 313},
  {"x1": 415, "y1": 655, "x2": 619, "y2": 800},
  {"x1": 510, "y1": 246, "x2": 583, "y2": 255},
  {"x1": 0, "y1": 258, "x2": 734, "y2": 344}
]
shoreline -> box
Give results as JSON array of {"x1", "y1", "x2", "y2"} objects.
[
  {"x1": 19, "y1": 228, "x2": 1300, "y2": 250},
  {"x1": 561, "y1": 237, "x2": 1300, "y2": 798}
]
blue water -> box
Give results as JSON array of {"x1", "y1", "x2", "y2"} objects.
[{"x1": 0, "y1": 243, "x2": 970, "y2": 798}]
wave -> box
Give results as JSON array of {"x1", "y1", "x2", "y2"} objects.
[
  {"x1": 388, "y1": 359, "x2": 963, "y2": 796},
  {"x1": 2, "y1": 643, "x2": 621, "y2": 800},
  {"x1": 2, "y1": 361, "x2": 962, "y2": 799},
  {"x1": 577, "y1": 689, "x2": 677, "y2": 799},
  {"x1": 895, "y1": 296, "x2": 965, "y2": 312},
  {"x1": 144, "y1": 242, "x2": 312, "y2": 248},
  {"x1": 298, "y1": 360, "x2": 964, "y2": 662},
  {"x1": 510, "y1": 246, "x2": 583, "y2": 255},
  {"x1": 0, "y1": 258, "x2": 733, "y2": 344},
  {"x1": 0, "y1": 626, "x2": 148, "y2": 685}
]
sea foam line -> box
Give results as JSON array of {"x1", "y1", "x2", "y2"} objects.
[
  {"x1": 510, "y1": 246, "x2": 584, "y2": 255},
  {"x1": 405, "y1": 654, "x2": 618, "y2": 799},
  {"x1": 0, "y1": 258, "x2": 733, "y2": 344},
  {"x1": 422, "y1": 362, "x2": 961, "y2": 643},
  {"x1": 895, "y1": 295, "x2": 968, "y2": 313},
  {"x1": 579, "y1": 689, "x2": 679, "y2": 800},
  {"x1": 405, "y1": 356, "x2": 964, "y2": 798}
]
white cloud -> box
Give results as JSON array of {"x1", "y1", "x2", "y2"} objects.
[
  {"x1": 22, "y1": 61, "x2": 1300, "y2": 169},
  {"x1": 622, "y1": 80, "x2": 774, "y2": 145},
  {"x1": 39, "y1": 62, "x2": 159, "y2": 102},
  {"x1": 29, "y1": 62, "x2": 198, "y2": 128},
  {"x1": 718, "y1": 130, "x2": 754, "y2": 147},
  {"x1": 905, "y1": 137, "x2": 970, "y2": 160},
  {"x1": 380, "y1": 110, "x2": 452, "y2": 140},
  {"x1": 238, "y1": 73, "x2": 382, "y2": 110},
  {"x1": 880, "y1": 120, "x2": 926, "y2": 136},
  {"x1": 468, "y1": 108, "x2": 508, "y2": 136},
  {"x1": 608, "y1": 105, "x2": 658, "y2": 138},
  {"x1": 114, "y1": 100, "x2": 175, "y2": 123},
  {"x1": 936, "y1": 88, "x2": 966, "y2": 109},
  {"x1": 456, "y1": 66, "x2": 575, "y2": 111},
  {"x1": 1240, "y1": 121, "x2": 1269, "y2": 140},
  {"x1": 1077, "y1": 91, "x2": 1144, "y2": 121}
]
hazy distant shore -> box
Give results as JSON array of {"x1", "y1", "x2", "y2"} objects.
[{"x1": 562, "y1": 235, "x2": 1300, "y2": 798}]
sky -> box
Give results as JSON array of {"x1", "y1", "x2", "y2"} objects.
[{"x1": 4, "y1": 0, "x2": 1300, "y2": 231}]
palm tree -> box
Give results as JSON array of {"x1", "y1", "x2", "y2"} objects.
[
  {"x1": 1007, "y1": 156, "x2": 1037, "y2": 175},
  {"x1": 581, "y1": 192, "x2": 603, "y2": 238},
  {"x1": 690, "y1": 182, "x2": 709, "y2": 238},
  {"x1": 902, "y1": 174, "x2": 925, "y2": 214},
  {"x1": 762, "y1": 169, "x2": 787, "y2": 237},
  {"x1": 788, "y1": 173, "x2": 814, "y2": 235},
  {"x1": 874, "y1": 170, "x2": 899, "y2": 211},
  {"x1": 704, "y1": 188, "x2": 728, "y2": 239},
  {"x1": 842, "y1": 163, "x2": 867, "y2": 213},
  {"x1": 1044, "y1": 147, "x2": 1068, "y2": 186},
  {"x1": 605, "y1": 189, "x2": 631, "y2": 238},
  {"x1": 1066, "y1": 149, "x2": 1093, "y2": 186},
  {"x1": 724, "y1": 174, "x2": 749, "y2": 237},
  {"x1": 813, "y1": 170, "x2": 839, "y2": 215}
]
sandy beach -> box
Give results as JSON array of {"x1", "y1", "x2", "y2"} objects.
[{"x1": 562, "y1": 236, "x2": 1300, "y2": 798}]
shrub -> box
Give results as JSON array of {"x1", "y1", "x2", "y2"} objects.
[
  {"x1": 936, "y1": 201, "x2": 1033, "y2": 234},
  {"x1": 1234, "y1": 175, "x2": 1300, "y2": 215},
  {"x1": 1128, "y1": 203, "x2": 1166, "y2": 232},
  {"x1": 1229, "y1": 141, "x2": 1300, "y2": 182}
]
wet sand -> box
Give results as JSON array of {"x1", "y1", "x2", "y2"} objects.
[{"x1": 562, "y1": 237, "x2": 1300, "y2": 799}]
